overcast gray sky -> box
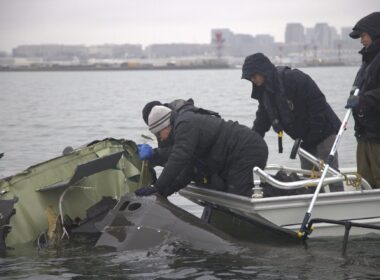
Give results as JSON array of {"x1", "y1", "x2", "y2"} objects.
[{"x1": 0, "y1": 0, "x2": 378, "y2": 52}]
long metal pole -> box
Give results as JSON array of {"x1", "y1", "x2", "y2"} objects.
[{"x1": 297, "y1": 87, "x2": 360, "y2": 238}]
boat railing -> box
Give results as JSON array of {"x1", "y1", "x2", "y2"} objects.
[
  {"x1": 253, "y1": 166, "x2": 371, "y2": 190},
  {"x1": 253, "y1": 145, "x2": 372, "y2": 191}
]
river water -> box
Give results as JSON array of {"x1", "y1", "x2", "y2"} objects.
[{"x1": 1, "y1": 68, "x2": 379, "y2": 279}]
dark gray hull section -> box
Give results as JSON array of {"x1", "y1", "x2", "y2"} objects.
[{"x1": 95, "y1": 194, "x2": 237, "y2": 252}]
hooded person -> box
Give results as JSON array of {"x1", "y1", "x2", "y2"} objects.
[
  {"x1": 345, "y1": 12, "x2": 380, "y2": 188},
  {"x1": 242, "y1": 52, "x2": 343, "y2": 192},
  {"x1": 135, "y1": 105, "x2": 268, "y2": 197},
  {"x1": 349, "y1": 12, "x2": 380, "y2": 42}
]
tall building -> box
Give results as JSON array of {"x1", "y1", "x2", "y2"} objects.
[
  {"x1": 285, "y1": 23, "x2": 305, "y2": 44},
  {"x1": 255, "y1": 34, "x2": 276, "y2": 54},
  {"x1": 211, "y1": 29, "x2": 235, "y2": 57},
  {"x1": 305, "y1": 27, "x2": 315, "y2": 45},
  {"x1": 313, "y1": 23, "x2": 333, "y2": 48},
  {"x1": 232, "y1": 34, "x2": 256, "y2": 57}
]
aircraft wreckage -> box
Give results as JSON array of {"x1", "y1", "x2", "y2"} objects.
[{"x1": 0, "y1": 138, "x2": 235, "y2": 253}]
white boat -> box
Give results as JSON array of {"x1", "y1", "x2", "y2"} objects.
[{"x1": 179, "y1": 146, "x2": 380, "y2": 242}]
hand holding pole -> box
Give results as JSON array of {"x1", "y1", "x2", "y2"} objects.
[{"x1": 297, "y1": 87, "x2": 360, "y2": 238}]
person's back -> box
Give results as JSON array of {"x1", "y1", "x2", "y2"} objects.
[
  {"x1": 152, "y1": 109, "x2": 268, "y2": 197},
  {"x1": 278, "y1": 67, "x2": 341, "y2": 149},
  {"x1": 171, "y1": 110, "x2": 263, "y2": 169}
]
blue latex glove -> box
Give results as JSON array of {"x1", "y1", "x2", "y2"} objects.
[
  {"x1": 135, "y1": 185, "x2": 157, "y2": 196},
  {"x1": 345, "y1": 95, "x2": 359, "y2": 109},
  {"x1": 137, "y1": 144, "x2": 153, "y2": 160}
]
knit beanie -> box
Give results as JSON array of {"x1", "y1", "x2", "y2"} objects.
[
  {"x1": 142, "y1": 100, "x2": 162, "y2": 125},
  {"x1": 148, "y1": 105, "x2": 172, "y2": 134},
  {"x1": 350, "y1": 12, "x2": 380, "y2": 40}
]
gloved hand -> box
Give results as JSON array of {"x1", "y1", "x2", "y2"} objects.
[
  {"x1": 345, "y1": 95, "x2": 360, "y2": 109},
  {"x1": 135, "y1": 185, "x2": 157, "y2": 196},
  {"x1": 272, "y1": 119, "x2": 283, "y2": 134},
  {"x1": 137, "y1": 144, "x2": 153, "y2": 160}
]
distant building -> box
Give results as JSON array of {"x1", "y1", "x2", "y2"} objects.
[
  {"x1": 211, "y1": 29, "x2": 235, "y2": 57},
  {"x1": 12, "y1": 44, "x2": 88, "y2": 61},
  {"x1": 232, "y1": 33, "x2": 256, "y2": 57},
  {"x1": 312, "y1": 23, "x2": 338, "y2": 49},
  {"x1": 5, "y1": 22, "x2": 363, "y2": 69},
  {"x1": 305, "y1": 27, "x2": 315, "y2": 45},
  {"x1": 144, "y1": 43, "x2": 212, "y2": 58},
  {"x1": 12, "y1": 43, "x2": 143, "y2": 62},
  {"x1": 285, "y1": 23, "x2": 305, "y2": 44},
  {"x1": 88, "y1": 44, "x2": 143, "y2": 59},
  {"x1": 210, "y1": 28, "x2": 276, "y2": 57},
  {"x1": 255, "y1": 34, "x2": 275, "y2": 54}
]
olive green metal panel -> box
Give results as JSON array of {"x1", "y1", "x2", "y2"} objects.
[{"x1": 0, "y1": 139, "x2": 150, "y2": 247}]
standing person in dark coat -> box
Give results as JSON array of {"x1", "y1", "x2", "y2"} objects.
[
  {"x1": 345, "y1": 12, "x2": 380, "y2": 189},
  {"x1": 135, "y1": 105, "x2": 268, "y2": 197},
  {"x1": 241, "y1": 52, "x2": 343, "y2": 191}
]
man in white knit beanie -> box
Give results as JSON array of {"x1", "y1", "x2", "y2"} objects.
[
  {"x1": 148, "y1": 105, "x2": 172, "y2": 138},
  {"x1": 135, "y1": 103, "x2": 268, "y2": 198}
]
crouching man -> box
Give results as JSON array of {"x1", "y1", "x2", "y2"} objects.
[{"x1": 135, "y1": 105, "x2": 268, "y2": 197}]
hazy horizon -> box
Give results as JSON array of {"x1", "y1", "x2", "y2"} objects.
[{"x1": 0, "y1": 0, "x2": 378, "y2": 52}]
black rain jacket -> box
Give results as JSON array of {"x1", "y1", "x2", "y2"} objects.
[
  {"x1": 352, "y1": 38, "x2": 380, "y2": 141},
  {"x1": 153, "y1": 111, "x2": 267, "y2": 196},
  {"x1": 242, "y1": 53, "x2": 341, "y2": 150}
]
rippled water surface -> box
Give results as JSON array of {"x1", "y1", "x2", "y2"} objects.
[{"x1": 1, "y1": 68, "x2": 380, "y2": 279}]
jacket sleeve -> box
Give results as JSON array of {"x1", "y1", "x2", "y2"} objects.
[
  {"x1": 252, "y1": 101, "x2": 271, "y2": 137},
  {"x1": 362, "y1": 69, "x2": 380, "y2": 111},
  {"x1": 292, "y1": 71, "x2": 330, "y2": 149},
  {"x1": 150, "y1": 147, "x2": 171, "y2": 167},
  {"x1": 154, "y1": 119, "x2": 199, "y2": 195}
]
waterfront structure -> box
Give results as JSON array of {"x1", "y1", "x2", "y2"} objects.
[{"x1": 2, "y1": 22, "x2": 363, "y2": 69}]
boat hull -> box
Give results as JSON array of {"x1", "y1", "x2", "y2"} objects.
[{"x1": 180, "y1": 185, "x2": 380, "y2": 238}]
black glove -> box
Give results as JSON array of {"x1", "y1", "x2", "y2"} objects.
[
  {"x1": 135, "y1": 185, "x2": 157, "y2": 196},
  {"x1": 345, "y1": 95, "x2": 359, "y2": 109},
  {"x1": 272, "y1": 119, "x2": 283, "y2": 134}
]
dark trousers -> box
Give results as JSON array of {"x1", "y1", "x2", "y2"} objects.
[
  {"x1": 357, "y1": 140, "x2": 380, "y2": 189},
  {"x1": 224, "y1": 136, "x2": 268, "y2": 197},
  {"x1": 300, "y1": 134, "x2": 344, "y2": 192}
]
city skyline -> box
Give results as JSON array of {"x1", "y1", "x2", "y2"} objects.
[{"x1": 0, "y1": 0, "x2": 378, "y2": 52}]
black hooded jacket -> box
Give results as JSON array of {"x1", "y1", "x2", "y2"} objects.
[
  {"x1": 242, "y1": 53, "x2": 341, "y2": 150},
  {"x1": 349, "y1": 12, "x2": 380, "y2": 40},
  {"x1": 153, "y1": 111, "x2": 267, "y2": 196},
  {"x1": 352, "y1": 36, "x2": 380, "y2": 141}
]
